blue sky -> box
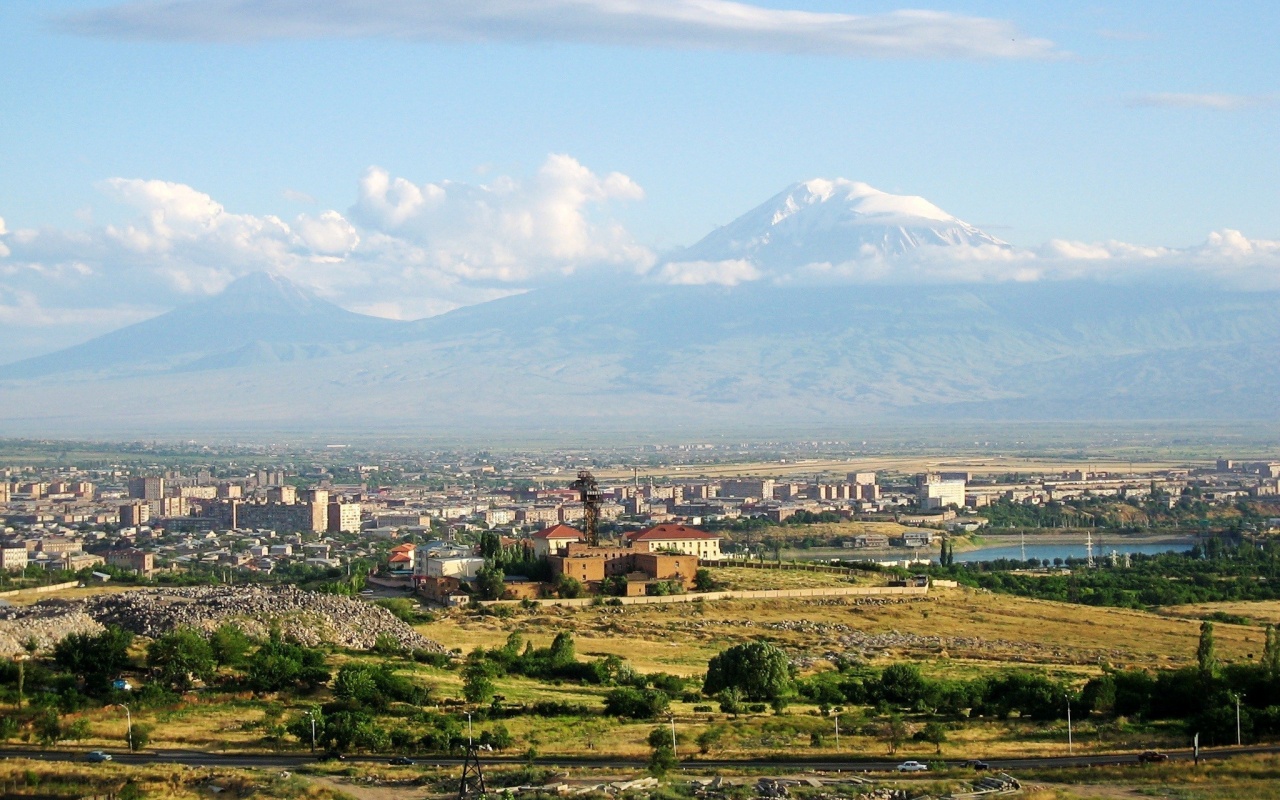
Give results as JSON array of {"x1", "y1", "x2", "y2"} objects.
[{"x1": 1, "y1": 1, "x2": 1278, "y2": 353}]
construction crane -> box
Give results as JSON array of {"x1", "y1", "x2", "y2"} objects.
[{"x1": 571, "y1": 469, "x2": 603, "y2": 547}]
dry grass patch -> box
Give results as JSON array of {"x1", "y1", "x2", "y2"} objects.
[
  {"x1": 423, "y1": 586, "x2": 1260, "y2": 676},
  {"x1": 706, "y1": 567, "x2": 870, "y2": 591},
  {"x1": 0, "y1": 758, "x2": 348, "y2": 800}
]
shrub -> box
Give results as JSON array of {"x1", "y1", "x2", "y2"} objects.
[{"x1": 603, "y1": 687, "x2": 670, "y2": 719}]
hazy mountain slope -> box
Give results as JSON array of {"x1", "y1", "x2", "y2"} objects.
[
  {"x1": 0, "y1": 272, "x2": 405, "y2": 380},
  {"x1": 1, "y1": 276, "x2": 1274, "y2": 435},
  {"x1": 3, "y1": 175, "x2": 1278, "y2": 436}
]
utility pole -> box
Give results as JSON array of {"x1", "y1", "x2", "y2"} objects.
[
  {"x1": 467, "y1": 712, "x2": 473, "y2": 746},
  {"x1": 669, "y1": 713, "x2": 678, "y2": 757},
  {"x1": 834, "y1": 714, "x2": 840, "y2": 749}
]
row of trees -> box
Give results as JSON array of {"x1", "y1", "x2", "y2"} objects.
[{"x1": 928, "y1": 538, "x2": 1280, "y2": 609}]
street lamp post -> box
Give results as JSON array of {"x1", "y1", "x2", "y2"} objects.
[
  {"x1": 1236, "y1": 694, "x2": 1243, "y2": 746},
  {"x1": 834, "y1": 715, "x2": 840, "y2": 749},
  {"x1": 668, "y1": 713, "x2": 677, "y2": 758},
  {"x1": 1067, "y1": 697, "x2": 1073, "y2": 755},
  {"x1": 114, "y1": 704, "x2": 133, "y2": 752},
  {"x1": 303, "y1": 711, "x2": 317, "y2": 753}
]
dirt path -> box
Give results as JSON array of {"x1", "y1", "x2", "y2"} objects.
[
  {"x1": 310, "y1": 775, "x2": 437, "y2": 800},
  {"x1": 1039, "y1": 782, "x2": 1178, "y2": 799}
]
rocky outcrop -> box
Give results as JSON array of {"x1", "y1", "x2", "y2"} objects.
[
  {"x1": 0, "y1": 586, "x2": 445, "y2": 655},
  {"x1": 0, "y1": 608, "x2": 104, "y2": 656}
]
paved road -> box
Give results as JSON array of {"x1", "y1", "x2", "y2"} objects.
[{"x1": 5, "y1": 744, "x2": 1280, "y2": 773}]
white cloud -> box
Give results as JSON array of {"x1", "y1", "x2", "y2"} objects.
[
  {"x1": 656, "y1": 259, "x2": 762, "y2": 286},
  {"x1": 694, "y1": 231, "x2": 1280, "y2": 290},
  {"x1": 352, "y1": 155, "x2": 652, "y2": 283},
  {"x1": 1126, "y1": 93, "x2": 1277, "y2": 111},
  {"x1": 0, "y1": 156, "x2": 653, "y2": 349},
  {"x1": 60, "y1": 0, "x2": 1059, "y2": 60}
]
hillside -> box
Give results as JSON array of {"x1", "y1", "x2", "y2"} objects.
[
  {"x1": 0, "y1": 274, "x2": 1276, "y2": 435},
  {"x1": 1, "y1": 176, "x2": 1277, "y2": 435}
]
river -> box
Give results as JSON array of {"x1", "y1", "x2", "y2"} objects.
[{"x1": 953, "y1": 539, "x2": 1195, "y2": 564}]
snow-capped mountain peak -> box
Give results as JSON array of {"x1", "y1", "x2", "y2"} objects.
[{"x1": 676, "y1": 179, "x2": 1008, "y2": 269}]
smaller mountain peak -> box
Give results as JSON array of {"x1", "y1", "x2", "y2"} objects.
[{"x1": 213, "y1": 271, "x2": 325, "y2": 315}]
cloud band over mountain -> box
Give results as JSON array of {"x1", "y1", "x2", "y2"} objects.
[
  {"x1": 2, "y1": 159, "x2": 1279, "y2": 356},
  {"x1": 58, "y1": 0, "x2": 1058, "y2": 60}
]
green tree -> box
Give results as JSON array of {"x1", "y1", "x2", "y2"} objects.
[
  {"x1": 0, "y1": 716, "x2": 19, "y2": 743},
  {"x1": 63, "y1": 718, "x2": 92, "y2": 743},
  {"x1": 147, "y1": 627, "x2": 216, "y2": 691},
  {"x1": 877, "y1": 663, "x2": 930, "y2": 706},
  {"x1": 696, "y1": 726, "x2": 725, "y2": 755},
  {"x1": 601, "y1": 575, "x2": 629, "y2": 596},
  {"x1": 883, "y1": 713, "x2": 908, "y2": 754},
  {"x1": 1197, "y1": 621, "x2": 1218, "y2": 678},
  {"x1": 129, "y1": 723, "x2": 153, "y2": 751},
  {"x1": 246, "y1": 638, "x2": 331, "y2": 693},
  {"x1": 463, "y1": 661, "x2": 496, "y2": 705},
  {"x1": 648, "y1": 741, "x2": 678, "y2": 776},
  {"x1": 703, "y1": 642, "x2": 793, "y2": 701},
  {"x1": 334, "y1": 665, "x2": 380, "y2": 707},
  {"x1": 548, "y1": 632, "x2": 576, "y2": 667},
  {"x1": 553, "y1": 573, "x2": 584, "y2": 599},
  {"x1": 717, "y1": 687, "x2": 745, "y2": 717},
  {"x1": 920, "y1": 721, "x2": 948, "y2": 754},
  {"x1": 287, "y1": 708, "x2": 324, "y2": 751},
  {"x1": 694, "y1": 569, "x2": 717, "y2": 592},
  {"x1": 33, "y1": 709, "x2": 62, "y2": 747},
  {"x1": 210, "y1": 623, "x2": 254, "y2": 667},
  {"x1": 603, "y1": 687, "x2": 670, "y2": 719},
  {"x1": 52, "y1": 626, "x2": 134, "y2": 695},
  {"x1": 475, "y1": 565, "x2": 506, "y2": 601},
  {"x1": 1264, "y1": 624, "x2": 1280, "y2": 677},
  {"x1": 480, "y1": 531, "x2": 502, "y2": 561}
]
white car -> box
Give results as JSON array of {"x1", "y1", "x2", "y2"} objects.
[{"x1": 896, "y1": 761, "x2": 929, "y2": 772}]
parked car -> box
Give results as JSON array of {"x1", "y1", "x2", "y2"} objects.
[
  {"x1": 86, "y1": 751, "x2": 113, "y2": 763},
  {"x1": 896, "y1": 761, "x2": 929, "y2": 772},
  {"x1": 1138, "y1": 751, "x2": 1169, "y2": 763},
  {"x1": 963, "y1": 760, "x2": 991, "y2": 771},
  {"x1": 389, "y1": 756, "x2": 415, "y2": 766}
]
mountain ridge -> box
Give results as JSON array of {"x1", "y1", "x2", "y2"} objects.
[{"x1": 2, "y1": 178, "x2": 1277, "y2": 434}]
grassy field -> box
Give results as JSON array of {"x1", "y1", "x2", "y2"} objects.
[
  {"x1": 0, "y1": 758, "x2": 353, "y2": 800},
  {"x1": 0, "y1": 583, "x2": 141, "y2": 606},
  {"x1": 428, "y1": 582, "x2": 1259, "y2": 674},
  {"x1": 1157, "y1": 600, "x2": 1280, "y2": 627},
  {"x1": 6, "y1": 578, "x2": 1266, "y2": 764},
  {"x1": 706, "y1": 566, "x2": 874, "y2": 591},
  {"x1": 1023, "y1": 753, "x2": 1280, "y2": 799}
]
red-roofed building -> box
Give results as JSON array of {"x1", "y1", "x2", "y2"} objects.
[
  {"x1": 625, "y1": 525, "x2": 722, "y2": 559},
  {"x1": 530, "y1": 524, "x2": 585, "y2": 558},
  {"x1": 388, "y1": 542, "x2": 416, "y2": 571}
]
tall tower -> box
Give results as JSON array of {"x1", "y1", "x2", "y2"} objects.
[{"x1": 571, "y1": 470, "x2": 603, "y2": 547}]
